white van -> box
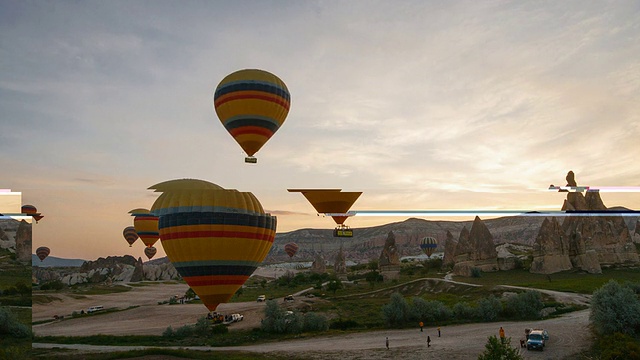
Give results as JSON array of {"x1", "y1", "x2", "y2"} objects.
[{"x1": 87, "y1": 305, "x2": 104, "y2": 313}]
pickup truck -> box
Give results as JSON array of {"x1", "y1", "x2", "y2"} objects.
[{"x1": 526, "y1": 329, "x2": 546, "y2": 351}]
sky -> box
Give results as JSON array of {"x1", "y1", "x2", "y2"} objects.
[{"x1": 1, "y1": 1, "x2": 639, "y2": 261}]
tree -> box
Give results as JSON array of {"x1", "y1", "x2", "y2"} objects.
[
  {"x1": 590, "y1": 280, "x2": 640, "y2": 336},
  {"x1": 382, "y1": 293, "x2": 409, "y2": 327},
  {"x1": 365, "y1": 270, "x2": 383, "y2": 288},
  {"x1": 327, "y1": 278, "x2": 343, "y2": 294},
  {"x1": 503, "y1": 291, "x2": 543, "y2": 320},
  {"x1": 477, "y1": 335, "x2": 523, "y2": 360},
  {"x1": 476, "y1": 295, "x2": 502, "y2": 322},
  {"x1": 367, "y1": 259, "x2": 379, "y2": 271},
  {"x1": 185, "y1": 288, "x2": 196, "y2": 300}
]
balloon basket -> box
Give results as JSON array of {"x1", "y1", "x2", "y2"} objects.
[
  {"x1": 333, "y1": 225, "x2": 353, "y2": 237},
  {"x1": 245, "y1": 157, "x2": 257, "y2": 164}
]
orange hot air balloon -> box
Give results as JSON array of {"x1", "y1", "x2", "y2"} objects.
[
  {"x1": 36, "y1": 246, "x2": 50, "y2": 262},
  {"x1": 214, "y1": 69, "x2": 291, "y2": 163},
  {"x1": 288, "y1": 189, "x2": 361, "y2": 237},
  {"x1": 123, "y1": 226, "x2": 139, "y2": 247},
  {"x1": 128, "y1": 208, "x2": 159, "y2": 247},
  {"x1": 22, "y1": 204, "x2": 44, "y2": 223},
  {"x1": 284, "y1": 242, "x2": 299, "y2": 258},
  {"x1": 144, "y1": 246, "x2": 157, "y2": 260},
  {"x1": 149, "y1": 179, "x2": 276, "y2": 312}
]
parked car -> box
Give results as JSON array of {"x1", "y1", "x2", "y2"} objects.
[
  {"x1": 87, "y1": 305, "x2": 104, "y2": 313},
  {"x1": 257, "y1": 295, "x2": 266, "y2": 302},
  {"x1": 527, "y1": 330, "x2": 546, "y2": 351},
  {"x1": 284, "y1": 295, "x2": 294, "y2": 302},
  {"x1": 230, "y1": 313, "x2": 244, "y2": 322}
]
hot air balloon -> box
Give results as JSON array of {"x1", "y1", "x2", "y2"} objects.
[
  {"x1": 214, "y1": 69, "x2": 291, "y2": 163},
  {"x1": 36, "y1": 246, "x2": 50, "y2": 262},
  {"x1": 149, "y1": 179, "x2": 276, "y2": 312},
  {"x1": 144, "y1": 246, "x2": 157, "y2": 260},
  {"x1": 128, "y1": 208, "x2": 159, "y2": 248},
  {"x1": 123, "y1": 226, "x2": 139, "y2": 247},
  {"x1": 22, "y1": 204, "x2": 44, "y2": 223},
  {"x1": 420, "y1": 237, "x2": 438, "y2": 258},
  {"x1": 284, "y1": 242, "x2": 299, "y2": 258},
  {"x1": 288, "y1": 189, "x2": 361, "y2": 237}
]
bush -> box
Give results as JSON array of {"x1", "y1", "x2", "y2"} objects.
[
  {"x1": 477, "y1": 335, "x2": 523, "y2": 360},
  {"x1": 410, "y1": 297, "x2": 451, "y2": 323},
  {"x1": 453, "y1": 302, "x2": 475, "y2": 321},
  {"x1": 590, "y1": 280, "x2": 640, "y2": 336},
  {"x1": 162, "y1": 326, "x2": 174, "y2": 337},
  {"x1": 40, "y1": 279, "x2": 64, "y2": 291},
  {"x1": 330, "y1": 319, "x2": 359, "y2": 330},
  {"x1": 0, "y1": 308, "x2": 30, "y2": 338},
  {"x1": 382, "y1": 293, "x2": 410, "y2": 327},
  {"x1": 211, "y1": 324, "x2": 229, "y2": 334},
  {"x1": 303, "y1": 312, "x2": 328, "y2": 332},
  {"x1": 261, "y1": 300, "x2": 304, "y2": 334},
  {"x1": 471, "y1": 267, "x2": 482, "y2": 278},
  {"x1": 503, "y1": 291, "x2": 544, "y2": 320},
  {"x1": 174, "y1": 324, "x2": 194, "y2": 338},
  {"x1": 593, "y1": 332, "x2": 640, "y2": 360},
  {"x1": 476, "y1": 295, "x2": 502, "y2": 322}
]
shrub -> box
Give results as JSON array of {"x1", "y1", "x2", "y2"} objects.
[
  {"x1": 590, "y1": 280, "x2": 640, "y2": 336},
  {"x1": 453, "y1": 302, "x2": 475, "y2": 321},
  {"x1": 330, "y1": 319, "x2": 359, "y2": 330},
  {"x1": 303, "y1": 312, "x2": 329, "y2": 332},
  {"x1": 410, "y1": 297, "x2": 451, "y2": 323},
  {"x1": 471, "y1": 267, "x2": 482, "y2": 278},
  {"x1": 503, "y1": 291, "x2": 543, "y2": 320},
  {"x1": 382, "y1": 293, "x2": 410, "y2": 327},
  {"x1": 475, "y1": 295, "x2": 502, "y2": 322},
  {"x1": 174, "y1": 324, "x2": 194, "y2": 338},
  {"x1": 477, "y1": 335, "x2": 523, "y2": 360},
  {"x1": 594, "y1": 332, "x2": 640, "y2": 360},
  {"x1": 162, "y1": 326, "x2": 174, "y2": 337},
  {"x1": 211, "y1": 324, "x2": 229, "y2": 334},
  {"x1": 0, "y1": 308, "x2": 30, "y2": 338}
]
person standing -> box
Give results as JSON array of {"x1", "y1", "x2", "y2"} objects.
[
  {"x1": 499, "y1": 326, "x2": 505, "y2": 342},
  {"x1": 437, "y1": 326, "x2": 441, "y2": 337},
  {"x1": 386, "y1": 337, "x2": 389, "y2": 350},
  {"x1": 419, "y1": 321, "x2": 424, "y2": 332},
  {"x1": 427, "y1": 335, "x2": 431, "y2": 347}
]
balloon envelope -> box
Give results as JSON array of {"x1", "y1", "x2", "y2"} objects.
[
  {"x1": 123, "y1": 226, "x2": 139, "y2": 247},
  {"x1": 129, "y1": 208, "x2": 159, "y2": 247},
  {"x1": 287, "y1": 189, "x2": 361, "y2": 225},
  {"x1": 284, "y1": 242, "x2": 299, "y2": 258},
  {"x1": 420, "y1": 236, "x2": 438, "y2": 257},
  {"x1": 22, "y1": 204, "x2": 44, "y2": 222},
  {"x1": 36, "y1": 246, "x2": 50, "y2": 262},
  {"x1": 214, "y1": 69, "x2": 290, "y2": 158},
  {"x1": 149, "y1": 179, "x2": 276, "y2": 311},
  {"x1": 144, "y1": 246, "x2": 157, "y2": 260}
]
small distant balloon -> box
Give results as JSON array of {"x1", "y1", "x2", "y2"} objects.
[
  {"x1": 123, "y1": 226, "x2": 139, "y2": 247},
  {"x1": 128, "y1": 208, "x2": 159, "y2": 247},
  {"x1": 420, "y1": 237, "x2": 438, "y2": 258},
  {"x1": 36, "y1": 246, "x2": 50, "y2": 262},
  {"x1": 144, "y1": 246, "x2": 157, "y2": 260},
  {"x1": 214, "y1": 69, "x2": 291, "y2": 163},
  {"x1": 22, "y1": 204, "x2": 44, "y2": 223},
  {"x1": 284, "y1": 242, "x2": 299, "y2": 258}
]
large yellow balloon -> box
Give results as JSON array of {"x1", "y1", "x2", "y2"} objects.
[
  {"x1": 214, "y1": 69, "x2": 290, "y2": 160},
  {"x1": 149, "y1": 179, "x2": 276, "y2": 311}
]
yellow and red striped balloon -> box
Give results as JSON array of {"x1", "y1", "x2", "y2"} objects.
[
  {"x1": 149, "y1": 179, "x2": 276, "y2": 311},
  {"x1": 214, "y1": 69, "x2": 290, "y2": 159},
  {"x1": 129, "y1": 208, "x2": 159, "y2": 247}
]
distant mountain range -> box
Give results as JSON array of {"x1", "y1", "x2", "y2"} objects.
[{"x1": 32, "y1": 255, "x2": 86, "y2": 268}]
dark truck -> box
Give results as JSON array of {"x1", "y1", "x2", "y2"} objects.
[{"x1": 526, "y1": 329, "x2": 546, "y2": 351}]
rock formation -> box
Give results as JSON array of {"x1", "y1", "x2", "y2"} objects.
[
  {"x1": 634, "y1": 219, "x2": 640, "y2": 243},
  {"x1": 310, "y1": 253, "x2": 326, "y2": 274},
  {"x1": 452, "y1": 217, "x2": 498, "y2": 276},
  {"x1": 379, "y1": 231, "x2": 400, "y2": 266},
  {"x1": 530, "y1": 217, "x2": 572, "y2": 274},
  {"x1": 334, "y1": 246, "x2": 347, "y2": 275},
  {"x1": 442, "y1": 230, "x2": 457, "y2": 268},
  {"x1": 15, "y1": 220, "x2": 32, "y2": 263}
]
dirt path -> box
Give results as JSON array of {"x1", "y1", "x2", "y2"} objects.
[{"x1": 34, "y1": 309, "x2": 592, "y2": 359}]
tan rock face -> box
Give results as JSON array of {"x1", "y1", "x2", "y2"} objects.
[
  {"x1": 452, "y1": 217, "x2": 498, "y2": 276},
  {"x1": 334, "y1": 247, "x2": 347, "y2": 274},
  {"x1": 15, "y1": 220, "x2": 32, "y2": 264},
  {"x1": 310, "y1": 253, "x2": 326, "y2": 274},
  {"x1": 530, "y1": 217, "x2": 572, "y2": 274},
  {"x1": 442, "y1": 230, "x2": 457, "y2": 267},
  {"x1": 379, "y1": 231, "x2": 400, "y2": 266}
]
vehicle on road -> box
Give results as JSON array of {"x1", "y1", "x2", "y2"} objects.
[
  {"x1": 87, "y1": 306, "x2": 104, "y2": 313},
  {"x1": 527, "y1": 329, "x2": 546, "y2": 351},
  {"x1": 257, "y1": 295, "x2": 266, "y2": 302}
]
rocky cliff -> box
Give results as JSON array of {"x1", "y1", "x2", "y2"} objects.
[
  {"x1": 530, "y1": 217, "x2": 572, "y2": 274},
  {"x1": 452, "y1": 217, "x2": 499, "y2": 276}
]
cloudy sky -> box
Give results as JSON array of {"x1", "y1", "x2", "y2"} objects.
[{"x1": 2, "y1": 1, "x2": 638, "y2": 260}]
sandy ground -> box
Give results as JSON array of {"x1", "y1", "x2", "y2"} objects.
[{"x1": 33, "y1": 279, "x2": 594, "y2": 359}]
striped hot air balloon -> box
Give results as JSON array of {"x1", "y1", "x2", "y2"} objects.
[
  {"x1": 36, "y1": 246, "x2": 50, "y2": 262},
  {"x1": 144, "y1": 246, "x2": 157, "y2": 260},
  {"x1": 22, "y1": 204, "x2": 44, "y2": 223},
  {"x1": 284, "y1": 242, "x2": 299, "y2": 258},
  {"x1": 129, "y1": 208, "x2": 159, "y2": 247},
  {"x1": 123, "y1": 226, "x2": 139, "y2": 247},
  {"x1": 420, "y1": 236, "x2": 438, "y2": 258},
  {"x1": 214, "y1": 69, "x2": 291, "y2": 163},
  {"x1": 149, "y1": 179, "x2": 276, "y2": 312}
]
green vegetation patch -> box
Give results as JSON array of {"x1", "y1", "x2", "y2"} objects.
[{"x1": 32, "y1": 347, "x2": 305, "y2": 360}]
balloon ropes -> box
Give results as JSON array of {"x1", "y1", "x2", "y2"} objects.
[
  {"x1": 123, "y1": 226, "x2": 139, "y2": 247},
  {"x1": 22, "y1": 204, "x2": 44, "y2": 223},
  {"x1": 149, "y1": 179, "x2": 276, "y2": 312},
  {"x1": 214, "y1": 69, "x2": 290, "y2": 163},
  {"x1": 420, "y1": 236, "x2": 438, "y2": 258},
  {"x1": 288, "y1": 189, "x2": 361, "y2": 237},
  {"x1": 36, "y1": 246, "x2": 50, "y2": 262}
]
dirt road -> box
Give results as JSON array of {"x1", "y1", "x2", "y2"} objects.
[{"x1": 33, "y1": 281, "x2": 593, "y2": 359}]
